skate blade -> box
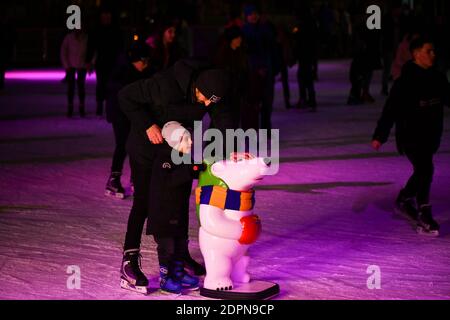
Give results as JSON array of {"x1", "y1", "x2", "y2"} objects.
[
  {"x1": 120, "y1": 278, "x2": 150, "y2": 295},
  {"x1": 105, "y1": 190, "x2": 125, "y2": 199},
  {"x1": 158, "y1": 288, "x2": 182, "y2": 297},
  {"x1": 416, "y1": 226, "x2": 439, "y2": 237},
  {"x1": 182, "y1": 284, "x2": 200, "y2": 291}
]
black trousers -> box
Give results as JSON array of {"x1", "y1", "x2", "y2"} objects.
[
  {"x1": 403, "y1": 149, "x2": 434, "y2": 206},
  {"x1": 260, "y1": 72, "x2": 274, "y2": 131},
  {"x1": 297, "y1": 62, "x2": 316, "y2": 105},
  {"x1": 96, "y1": 67, "x2": 112, "y2": 112},
  {"x1": 244, "y1": 68, "x2": 274, "y2": 131},
  {"x1": 0, "y1": 66, "x2": 5, "y2": 90},
  {"x1": 279, "y1": 62, "x2": 291, "y2": 109},
  {"x1": 111, "y1": 118, "x2": 130, "y2": 173},
  {"x1": 66, "y1": 68, "x2": 87, "y2": 105},
  {"x1": 362, "y1": 70, "x2": 373, "y2": 94},
  {"x1": 349, "y1": 58, "x2": 373, "y2": 100},
  {"x1": 242, "y1": 70, "x2": 263, "y2": 131},
  {"x1": 381, "y1": 52, "x2": 393, "y2": 92},
  {"x1": 123, "y1": 154, "x2": 154, "y2": 251}
]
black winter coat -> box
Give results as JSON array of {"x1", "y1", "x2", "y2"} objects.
[
  {"x1": 373, "y1": 61, "x2": 450, "y2": 154},
  {"x1": 86, "y1": 25, "x2": 122, "y2": 71},
  {"x1": 146, "y1": 143, "x2": 193, "y2": 237},
  {"x1": 105, "y1": 55, "x2": 154, "y2": 123}
]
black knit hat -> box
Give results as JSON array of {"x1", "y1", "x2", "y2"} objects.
[{"x1": 196, "y1": 69, "x2": 230, "y2": 104}]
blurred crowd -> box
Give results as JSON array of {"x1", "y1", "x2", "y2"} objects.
[{"x1": 0, "y1": 2, "x2": 447, "y2": 116}]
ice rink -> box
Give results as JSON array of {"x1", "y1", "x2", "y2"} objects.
[{"x1": 1, "y1": 60, "x2": 449, "y2": 299}]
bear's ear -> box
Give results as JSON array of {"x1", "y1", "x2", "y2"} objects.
[{"x1": 211, "y1": 161, "x2": 226, "y2": 175}]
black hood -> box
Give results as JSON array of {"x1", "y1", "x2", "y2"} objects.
[
  {"x1": 173, "y1": 59, "x2": 210, "y2": 97},
  {"x1": 196, "y1": 69, "x2": 230, "y2": 103}
]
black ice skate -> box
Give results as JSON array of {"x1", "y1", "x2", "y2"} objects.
[
  {"x1": 105, "y1": 172, "x2": 125, "y2": 199},
  {"x1": 395, "y1": 190, "x2": 419, "y2": 222},
  {"x1": 120, "y1": 249, "x2": 150, "y2": 294},
  {"x1": 416, "y1": 205, "x2": 440, "y2": 237}
]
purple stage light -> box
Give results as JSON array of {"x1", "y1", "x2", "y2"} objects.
[{"x1": 5, "y1": 69, "x2": 96, "y2": 81}]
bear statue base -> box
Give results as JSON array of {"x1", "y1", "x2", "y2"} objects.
[{"x1": 200, "y1": 280, "x2": 280, "y2": 300}]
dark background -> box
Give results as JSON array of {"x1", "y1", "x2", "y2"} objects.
[{"x1": 1, "y1": 0, "x2": 449, "y2": 67}]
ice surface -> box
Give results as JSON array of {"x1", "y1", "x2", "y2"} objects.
[{"x1": 1, "y1": 61, "x2": 449, "y2": 300}]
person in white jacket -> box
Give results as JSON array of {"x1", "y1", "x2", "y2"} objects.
[{"x1": 60, "y1": 29, "x2": 93, "y2": 117}]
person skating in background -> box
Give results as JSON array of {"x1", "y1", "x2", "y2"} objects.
[
  {"x1": 213, "y1": 25, "x2": 248, "y2": 128},
  {"x1": 118, "y1": 59, "x2": 233, "y2": 294},
  {"x1": 293, "y1": 7, "x2": 319, "y2": 111},
  {"x1": 273, "y1": 23, "x2": 295, "y2": 110},
  {"x1": 60, "y1": 29, "x2": 93, "y2": 118},
  {"x1": 347, "y1": 13, "x2": 382, "y2": 105},
  {"x1": 242, "y1": 4, "x2": 277, "y2": 131},
  {"x1": 372, "y1": 37, "x2": 450, "y2": 236},
  {"x1": 104, "y1": 41, "x2": 154, "y2": 199},
  {"x1": 145, "y1": 18, "x2": 187, "y2": 72},
  {"x1": 86, "y1": 6, "x2": 123, "y2": 117}
]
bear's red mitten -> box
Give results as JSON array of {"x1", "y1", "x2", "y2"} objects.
[{"x1": 238, "y1": 214, "x2": 262, "y2": 244}]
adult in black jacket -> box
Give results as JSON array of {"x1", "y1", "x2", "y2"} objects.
[
  {"x1": 146, "y1": 18, "x2": 187, "y2": 72},
  {"x1": 293, "y1": 8, "x2": 319, "y2": 110},
  {"x1": 213, "y1": 25, "x2": 249, "y2": 128},
  {"x1": 104, "y1": 43, "x2": 154, "y2": 199},
  {"x1": 118, "y1": 59, "x2": 233, "y2": 293},
  {"x1": 86, "y1": 8, "x2": 122, "y2": 116},
  {"x1": 372, "y1": 37, "x2": 450, "y2": 235},
  {"x1": 242, "y1": 5, "x2": 277, "y2": 131}
]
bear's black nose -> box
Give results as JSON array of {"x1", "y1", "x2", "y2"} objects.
[{"x1": 263, "y1": 158, "x2": 271, "y2": 166}]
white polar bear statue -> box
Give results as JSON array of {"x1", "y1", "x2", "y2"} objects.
[{"x1": 195, "y1": 154, "x2": 270, "y2": 292}]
